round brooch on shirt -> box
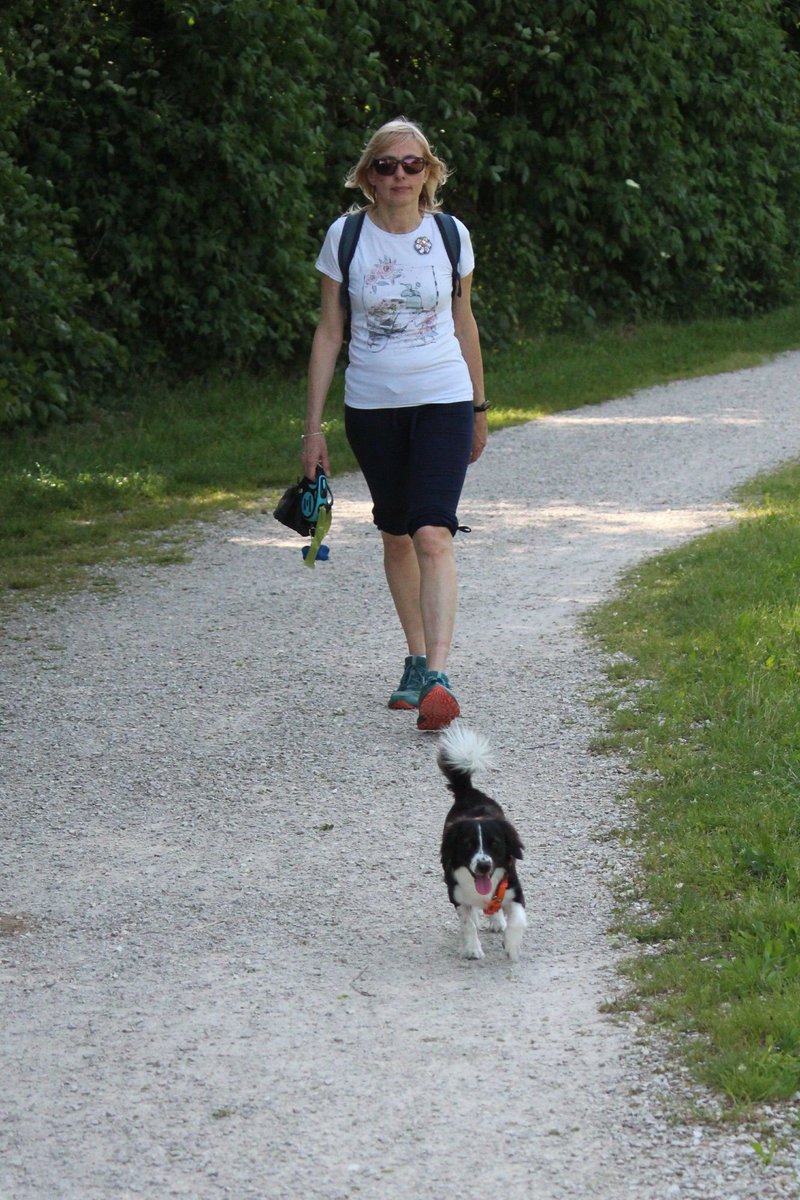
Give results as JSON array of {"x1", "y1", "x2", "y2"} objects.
[{"x1": 414, "y1": 236, "x2": 432, "y2": 255}]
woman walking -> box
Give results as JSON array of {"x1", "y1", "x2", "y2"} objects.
[{"x1": 302, "y1": 117, "x2": 487, "y2": 731}]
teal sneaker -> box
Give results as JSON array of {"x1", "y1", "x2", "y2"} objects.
[
  {"x1": 416, "y1": 670, "x2": 460, "y2": 731},
  {"x1": 388, "y1": 655, "x2": 427, "y2": 710}
]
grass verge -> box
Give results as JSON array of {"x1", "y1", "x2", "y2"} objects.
[
  {"x1": 3, "y1": 304, "x2": 800, "y2": 595},
  {"x1": 587, "y1": 462, "x2": 800, "y2": 1108}
]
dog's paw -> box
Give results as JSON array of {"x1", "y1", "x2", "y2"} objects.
[
  {"x1": 461, "y1": 942, "x2": 485, "y2": 960},
  {"x1": 484, "y1": 910, "x2": 507, "y2": 933},
  {"x1": 503, "y1": 902, "x2": 526, "y2": 962},
  {"x1": 503, "y1": 931, "x2": 523, "y2": 963}
]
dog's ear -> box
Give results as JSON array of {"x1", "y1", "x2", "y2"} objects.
[
  {"x1": 505, "y1": 823, "x2": 524, "y2": 862},
  {"x1": 441, "y1": 822, "x2": 471, "y2": 874}
]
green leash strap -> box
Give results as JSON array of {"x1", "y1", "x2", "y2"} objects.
[{"x1": 303, "y1": 505, "x2": 331, "y2": 569}]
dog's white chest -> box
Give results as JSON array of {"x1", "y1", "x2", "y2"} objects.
[{"x1": 452, "y1": 865, "x2": 507, "y2": 909}]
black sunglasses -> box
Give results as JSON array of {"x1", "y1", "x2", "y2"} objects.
[{"x1": 372, "y1": 155, "x2": 427, "y2": 177}]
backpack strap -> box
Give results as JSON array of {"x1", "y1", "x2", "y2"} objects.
[
  {"x1": 337, "y1": 210, "x2": 367, "y2": 333},
  {"x1": 433, "y1": 211, "x2": 462, "y2": 299}
]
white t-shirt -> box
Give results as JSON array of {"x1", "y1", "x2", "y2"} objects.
[{"x1": 315, "y1": 211, "x2": 475, "y2": 410}]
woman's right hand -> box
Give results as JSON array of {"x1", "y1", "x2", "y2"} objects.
[{"x1": 301, "y1": 431, "x2": 330, "y2": 480}]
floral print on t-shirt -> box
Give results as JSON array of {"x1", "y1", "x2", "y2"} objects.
[{"x1": 362, "y1": 256, "x2": 443, "y2": 352}]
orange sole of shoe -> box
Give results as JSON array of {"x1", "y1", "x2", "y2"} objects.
[
  {"x1": 388, "y1": 698, "x2": 416, "y2": 711},
  {"x1": 416, "y1": 685, "x2": 460, "y2": 731}
]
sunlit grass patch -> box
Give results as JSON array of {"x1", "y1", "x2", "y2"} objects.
[
  {"x1": 12, "y1": 463, "x2": 165, "y2": 511},
  {"x1": 588, "y1": 462, "x2": 800, "y2": 1104}
]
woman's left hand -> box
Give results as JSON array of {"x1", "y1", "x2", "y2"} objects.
[{"x1": 470, "y1": 411, "x2": 488, "y2": 463}]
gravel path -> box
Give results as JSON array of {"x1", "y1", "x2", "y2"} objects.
[{"x1": 3, "y1": 352, "x2": 800, "y2": 1199}]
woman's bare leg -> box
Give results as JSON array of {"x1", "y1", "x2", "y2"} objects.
[
  {"x1": 382, "y1": 532, "x2": 425, "y2": 655},
  {"x1": 412, "y1": 525, "x2": 457, "y2": 673}
]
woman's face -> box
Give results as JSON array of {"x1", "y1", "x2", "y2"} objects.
[{"x1": 366, "y1": 136, "x2": 429, "y2": 211}]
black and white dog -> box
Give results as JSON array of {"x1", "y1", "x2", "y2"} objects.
[{"x1": 438, "y1": 723, "x2": 526, "y2": 962}]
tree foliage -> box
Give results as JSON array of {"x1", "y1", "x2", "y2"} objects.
[
  {"x1": 2, "y1": 0, "x2": 800, "y2": 428},
  {"x1": 0, "y1": 36, "x2": 120, "y2": 427},
  {"x1": 1, "y1": 0, "x2": 325, "y2": 426}
]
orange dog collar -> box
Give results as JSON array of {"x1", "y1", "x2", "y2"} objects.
[{"x1": 483, "y1": 876, "x2": 508, "y2": 915}]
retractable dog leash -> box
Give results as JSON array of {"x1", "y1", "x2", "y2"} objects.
[{"x1": 272, "y1": 467, "x2": 333, "y2": 568}]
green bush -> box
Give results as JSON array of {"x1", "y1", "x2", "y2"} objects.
[
  {"x1": 0, "y1": 54, "x2": 119, "y2": 428},
  {"x1": 4, "y1": 0, "x2": 326, "y2": 375}
]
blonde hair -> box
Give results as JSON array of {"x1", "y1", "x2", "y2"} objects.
[{"x1": 344, "y1": 117, "x2": 450, "y2": 212}]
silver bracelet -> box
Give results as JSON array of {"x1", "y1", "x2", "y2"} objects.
[{"x1": 301, "y1": 430, "x2": 326, "y2": 440}]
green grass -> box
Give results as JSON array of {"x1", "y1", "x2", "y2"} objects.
[
  {"x1": 3, "y1": 303, "x2": 800, "y2": 596},
  {"x1": 587, "y1": 461, "x2": 800, "y2": 1109},
  {"x1": 0, "y1": 370, "x2": 346, "y2": 594}
]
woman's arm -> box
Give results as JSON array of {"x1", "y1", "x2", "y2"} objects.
[
  {"x1": 302, "y1": 273, "x2": 345, "y2": 478},
  {"x1": 453, "y1": 272, "x2": 488, "y2": 463}
]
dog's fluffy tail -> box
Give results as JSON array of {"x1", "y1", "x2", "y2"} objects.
[{"x1": 438, "y1": 722, "x2": 493, "y2": 790}]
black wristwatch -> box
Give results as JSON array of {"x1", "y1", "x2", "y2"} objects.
[{"x1": 473, "y1": 401, "x2": 490, "y2": 412}]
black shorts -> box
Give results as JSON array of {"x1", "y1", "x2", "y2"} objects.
[{"x1": 345, "y1": 402, "x2": 474, "y2": 537}]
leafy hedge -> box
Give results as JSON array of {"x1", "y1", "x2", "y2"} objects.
[
  {"x1": 1, "y1": 0, "x2": 326, "y2": 427},
  {"x1": 2, "y1": 0, "x2": 799, "y2": 428},
  {"x1": 0, "y1": 47, "x2": 120, "y2": 427}
]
